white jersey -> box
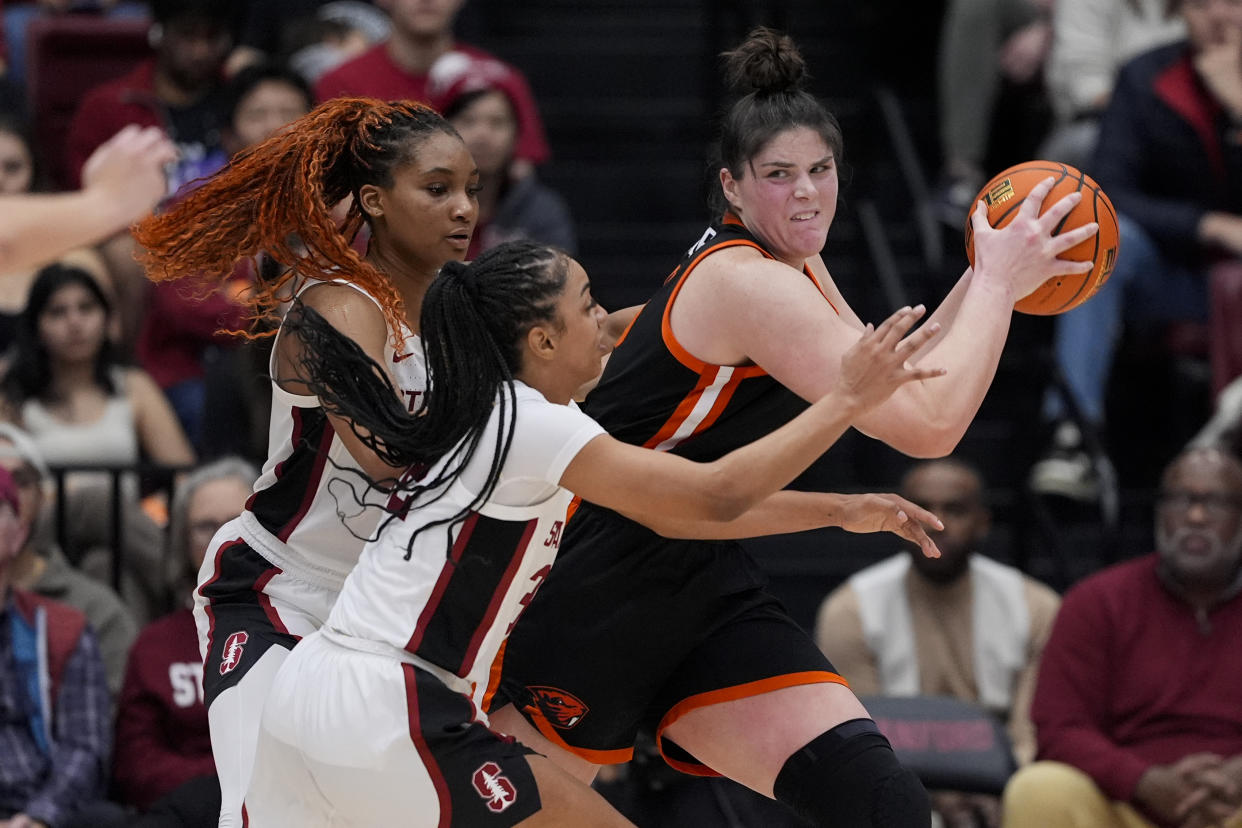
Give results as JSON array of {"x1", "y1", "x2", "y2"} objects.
[
  {"x1": 236, "y1": 279, "x2": 426, "y2": 592},
  {"x1": 325, "y1": 381, "x2": 605, "y2": 711}
]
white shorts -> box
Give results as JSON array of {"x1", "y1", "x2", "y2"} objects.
[{"x1": 245, "y1": 632, "x2": 542, "y2": 827}]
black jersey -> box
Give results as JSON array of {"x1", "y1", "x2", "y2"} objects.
[{"x1": 585, "y1": 214, "x2": 838, "y2": 462}]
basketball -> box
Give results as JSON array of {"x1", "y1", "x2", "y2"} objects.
[{"x1": 963, "y1": 160, "x2": 1120, "y2": 315}]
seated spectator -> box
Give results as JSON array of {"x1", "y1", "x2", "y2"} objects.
[
  {"x1": 314, "y1": 0, "x2": 550, "y2": 173},
  {"x1": 0, "y1": 464, "x2": 122, "y2": 828},
  {"x1": 1038, "y1": 0, "x2": 1184, "y2": 170},
  {"x1": 933, "y1": 0, "x2": 1055, "y2": 225},
  {"x1": 816, "y1": 458, "x2": 1061, "y2": 828},
  {"x1": 0, "y1": 262, "x2": 195, "y2": 472},
  {"x1": 0, "y1": 422, "x2": 137, "y2": 696},
  {"x1": 433, "y1": 54, "x2": 576, "y2": 257},
  {"x1": 231, "y1": 0, "x2": 391, "y2": 84},
  {"x1": 1030, "y1": 0, "x2": 1242, "y2": 500},
  {"x1": 1003, "y1": 446, "x2": 1242, "y2": 828},
  {"x1": 112, "y1": 456, "x2": 257, "y2": 817},
  {"x1": 134, "y1": 63, "x2": 313, "y2": 450},
  {"x1": 64, "y1": 0, "x2": 237, "y2": 351}
]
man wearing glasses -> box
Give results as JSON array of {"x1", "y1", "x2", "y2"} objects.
[{"x1": 1003, "y1": 446, "x2": 1242, "y2": 828}]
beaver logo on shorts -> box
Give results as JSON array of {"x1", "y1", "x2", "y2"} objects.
[
  {"x1": 471, "y1": 762, "x2": 517, "y2": 813},
  {"x1": 219, "y1": 631, "x2": 248, "y2": 676},
  {"x1": 527, "y1": 685, "x2": 588, "y2": 729}
]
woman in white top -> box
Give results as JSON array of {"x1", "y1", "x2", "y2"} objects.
[{"x1": 243, "y1": 239, "x2": 948, "y2": 827}]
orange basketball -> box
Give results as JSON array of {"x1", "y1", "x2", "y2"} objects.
[{"x1": 963, "y1": 160, "x2": 1120, "y2": 315}]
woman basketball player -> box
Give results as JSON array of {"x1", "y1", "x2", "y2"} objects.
[
  {"x1": 485, "y1": 28, "x2": 1101, "y2": 828},
  {"x1": 242, "y1": 240, "x2": 946, "y2": 826},
  {"x1": 134, "y1": 97, "x2": 483, "y2": 828}
]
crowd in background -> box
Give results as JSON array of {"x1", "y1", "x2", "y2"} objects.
[{"x1": 0, "y1": 0, "x2": 1240, "y2": 827}]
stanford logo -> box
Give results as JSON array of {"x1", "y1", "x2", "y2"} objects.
[
  {"x1": 219, "y1": 631, "x2": 249, "y2": 676},
  {"x1": 471, "y1": 762, "x2": 517, "y2": 813},
  {"x1": 527, "y1": 685, "x2": 588, "y2": 729}
]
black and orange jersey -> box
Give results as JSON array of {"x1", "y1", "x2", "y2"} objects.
[{"x1": 585, "y1": 215, "x2": 838, "y2": 462}]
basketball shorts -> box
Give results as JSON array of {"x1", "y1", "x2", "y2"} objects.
[
  {"x1": 245, "y1": 632, "x2": 541, "y2": 827},
  {"x1": 492, "y1": 501, "x2": 847, "y2": 775},
  {"x1": 193, "y1": 529, "x2": 337, "y2": 706}
]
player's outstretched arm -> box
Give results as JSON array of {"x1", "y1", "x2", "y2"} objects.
[{"x1": 560, "y1": 306, "x2": 945, "y2": 526}]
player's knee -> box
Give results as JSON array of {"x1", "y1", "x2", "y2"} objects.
[{"x1": 773, "y1": 718, "x2": 930, "y2": 828}]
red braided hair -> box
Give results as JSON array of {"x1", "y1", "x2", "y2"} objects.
[{"x1": 134, "y1": 97, "x2": 453, "y2": 341}]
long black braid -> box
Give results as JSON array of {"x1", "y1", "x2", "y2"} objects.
[{"x1": 281, "y1": 240, "x2": 570, "y2": 558}]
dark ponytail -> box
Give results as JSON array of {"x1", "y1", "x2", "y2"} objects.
[
  {"x1": 711, "y1": 27, "x2": 844, "y2": 215},
  {"x1": 282, "y1": 240, "x2": 570, "y2": 557}
]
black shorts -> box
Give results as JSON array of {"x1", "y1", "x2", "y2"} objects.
[
  {"x1": 491, "y1": 502, "x2": 845, "y2": 776},
  {"x1": 197, "y1": 537, "x2": 304, "y2": 706}
]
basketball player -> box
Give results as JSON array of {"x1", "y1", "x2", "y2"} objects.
[
  {"x1": 484, "y1": 28, "x2": 1102, "y2": 828},
  {"x1": 243, "y1": 240, "x2": 946, "y2": 826},
  {"x1": 134, "y1": 98, "x2": 481, "y2": 828}
]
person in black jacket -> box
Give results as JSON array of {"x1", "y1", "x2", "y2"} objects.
[{"x1": 1030, "y1": 0, "x2": 1242, "y2": 501}]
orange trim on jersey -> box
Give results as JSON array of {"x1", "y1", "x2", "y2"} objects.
[
  {"x1": 612, "y1": 308, "x2": 642, "y2": 349},
  {"x1": 481, "y1": 637, "x2": 508, "y2": 712},
  {"x1": 660, "y1": 239, "x2": 772, "y2": 376},
  {"x1": 802, "y1": 265, "x2": 840, "y2": 315},
  {"x1": 654, "y1": 670, "x2": 850, "y2": 777},
  {"x1": 524, "y1": 704, "x2": 634, "y2": 765}
]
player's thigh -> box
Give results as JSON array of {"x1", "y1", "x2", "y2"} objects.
[
  {"x1": 489, "y1": 703, "x2": 601, "y2": 786},
  {"x1": 516, "y1": 755, "x2": 633, "y2": 828},
  {"x1": 664, "y1": 680, "x2": 869, "y2": 798}
]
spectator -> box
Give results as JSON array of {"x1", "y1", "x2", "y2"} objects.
[
  {"x1": 815, "y1": 458, "x2": 1061, "y2": 828},
  {"x1": 1038, "y1": 0, "x2": 1184, "y2": 170},
  {"x1": 230, "y1": 0, "x2": 391, "y2": 84},
  {"x1": 933, "y1": 0, "x2": 1055, "y2": 225},
  {"x1": 1030, "y1": 0, "x2": 1242, "y2": 501},
  {"x1": 63, "y1": 0, "x2": 236, "y2": 351},
  {"x1": 134, "y1": 63, "x2": 313, "y2": 450},
  {"x1": 112, "y1": 457, "x2": 257, "y2": 816},
  {"x1": 434, "y1": 53, "x2": 576, "y2": 257},
  {"x1": 0, "y1": 422, "x2": 137, "y2": 697},
  {"x1": 1003, "y1": 446, "x2": 1242, "y2": 828},
  {"x1": 0, "y1": 463, "x2": 121, "y2": 828},
  {"x1": 314, "y1": 0, "x2": 550, "y2": 170}
]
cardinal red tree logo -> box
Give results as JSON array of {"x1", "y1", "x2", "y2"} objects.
[
  {"x1": 219, "y1": 631, "x2": 249, "y2": 675},
  {"x1": 471, "y1": 762, "x2": 517, "y2": 813},
  {"x1": 527, "y1": 685, "x2": 589, "y2": 729}
]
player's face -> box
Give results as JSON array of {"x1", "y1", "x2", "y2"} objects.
[
  {"x1": 364, "y1": 131, "x2": 479, "y2": 274},
  {"x1": 1182, "y1": 0, "x2": 1242, "y2": 50},
  {"x1": 0, "y1": 131, "x2": 33, "y2": 195},
  {"x1": 186, "y1": 476, "x2": 251, "y2": 572},
  {"x1": 37, "y1": 282, "x2": 108, "y2": 365},
  {"x1": 231, "y1": 80, "x2": 310, "y2": 153},
  {"x1": 901, "y1": 464, "x2": 988, "y2": 583},
  {"x1": 721, "y1": 126, "x2": 838, "y2": 268},
  {"x1": 448, "y1": 90, "x2": 518, "y2": 178},
  {"x1": 553, "y1": 259, "x2": 608, "y2": 389},
  {"x1": 1156, "y1": 454, "x2": 1242, "y2": 590}
]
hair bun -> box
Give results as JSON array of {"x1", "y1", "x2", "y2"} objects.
[{"x1": 722, "y1": 26, "x2": 807, "y2": 97}]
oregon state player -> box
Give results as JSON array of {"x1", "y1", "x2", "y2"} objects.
[{"x1": 487, "y1": 28, "x2": 1098, "y2": 828}]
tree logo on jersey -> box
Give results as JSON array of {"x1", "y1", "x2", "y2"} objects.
[
  {"x1": 219, "y1": 631, "x2": 249, "y2": 676},
  {"x1": 471, "y1": 762, "x2": 517, "y2": 813},
  {"x1": 526, "y1": 685, "x2": 589, "y2": 729}
]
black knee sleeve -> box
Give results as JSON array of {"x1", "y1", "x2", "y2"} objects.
[{"x1": 773, "y1": 718, "x2": 931, "y2": 828}]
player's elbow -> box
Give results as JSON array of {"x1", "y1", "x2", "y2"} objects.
[{"x1": 889, "y1": 418, "x2": 965, "y2": 459}]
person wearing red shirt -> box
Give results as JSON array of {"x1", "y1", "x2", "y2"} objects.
[
  {"x1": 111, "y1": 457, "x2": 257, "y2": 815},
  {"x1": 1003, "y1": 446, "x2": 1242, "y2": 828},
  {"x1": 314, "y1": 0, "x2": 549, "y2": 168}
]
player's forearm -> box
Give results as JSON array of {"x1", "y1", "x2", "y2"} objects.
[
  {"x1": 634, "y1": 490, "x2": 854, "y2": 539},
  {"x1": 0, "y1": 189, "x2": 134, "y2": 275}
]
